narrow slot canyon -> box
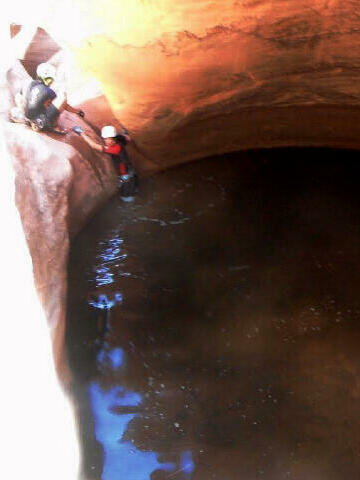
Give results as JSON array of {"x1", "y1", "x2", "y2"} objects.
[{"x1": 3, "y1": 1, "x2": 360, "y2": 478}]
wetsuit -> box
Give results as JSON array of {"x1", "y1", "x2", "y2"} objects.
[
  {"x1": 24, "y1": 80, "x2": 59, "y2": 130},
  {"x1": 103, "y1": 135, "x2": 137, "y2": 198}
]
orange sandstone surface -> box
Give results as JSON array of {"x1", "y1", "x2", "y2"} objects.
[
  {"x1": 64, "y1": 0, "x2": 360, "y2": 170},
  {"x1": 9, "y1": 0, "x2": 360, "y2": 172}
]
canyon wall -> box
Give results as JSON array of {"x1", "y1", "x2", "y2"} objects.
[
  {"x1": 6, "y1": 2, "x2": 360, "y2": 174},
  {"x1": 5, "y1": 0, "x2": 360, "y2": 380},
  {"x1": 2, "y1": 56, "x2": 118, "y2": 382},
  {"x1": 0, "y1": 125, "x2": 80, "y2": 480},
  {"x1": 66, "y1": 0, "x2": 360, "y2": 170},
  {"x1": 2, "y1": 3, "x2": 360, "y2": 476},
  {"x1": 0, "y1": 26, "x2": 80, "y2": 480}
]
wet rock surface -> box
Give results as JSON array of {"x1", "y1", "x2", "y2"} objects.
[
  {"x1": 2, "y1": 53, "x2": 117, "y2": 382},
  {"x1": 67, "y1": 149, "x2": 360, "y2": 479}
]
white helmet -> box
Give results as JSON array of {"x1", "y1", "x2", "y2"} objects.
[
  {"x1": 101, "y1": 125, "x2": 117, "y2": 138},
  {"x1": 36, "y1": 63, "x2": 56, "y2": 83}
]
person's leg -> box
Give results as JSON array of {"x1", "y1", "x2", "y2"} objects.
[
  {"x1": 39, "y1": 104, "x2": 67, "y2": 134},
  {"x1": 118, "y1": 156, "x2": 137, "y2": 201},
  {"x1": 120, "y1": 176, "x2": 136, "y2": 202},
  {"x1": 29, "y1": 106, "x2": 59, "y2": 132},
  {"x1": 29, "y1": 113, "x2": 47, "y2": 132},
  {"x1": 45, "y1": 104, "x2": 61, "y2": 126},
  {"x1": 46, "y1": 92, "x2": 69, "y2": 132}
]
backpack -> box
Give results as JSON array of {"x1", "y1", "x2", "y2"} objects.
[{"x1": 25, "y1": 81, "x2": 56, "y2": 119}]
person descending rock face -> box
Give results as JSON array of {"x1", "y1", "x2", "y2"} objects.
[
  {"x1": 10, "y1": 62, "x2": 85, "y2": 134},
  {"x1": 73, "y1": 124, "x2": 137, "y2": 202}
]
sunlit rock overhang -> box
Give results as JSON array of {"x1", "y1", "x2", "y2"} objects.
[{"x1": 6, "y1": 0, "x2": 360, "y2": 173}]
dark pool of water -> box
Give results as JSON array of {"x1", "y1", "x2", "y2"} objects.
[{"x1": 67, "y1": 148, "x2": 360, "y2": 480}]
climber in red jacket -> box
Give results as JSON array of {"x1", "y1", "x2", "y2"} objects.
[{"x1": 73, "y1": 124, "x2": 137, "y2": 201}]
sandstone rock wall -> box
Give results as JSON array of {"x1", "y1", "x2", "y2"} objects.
[
  {"x1": 63, "y1": 0, "x2": 360, "y2": 170},
  {"x1": 0, "y1": 124, "x2": 80, "y2": 480},
  {"x1": 2, "y1": 58, "x2": 117, "y2": 382},
  {"x1": 6, "y1": 0, "x2": 360, "y2": 379},
  {"x1": 0, "y1": 26, "x2": 79, "y2": 479},
  {"x1": 7, "y1": 2, "x2": 360, "y2": 172}
]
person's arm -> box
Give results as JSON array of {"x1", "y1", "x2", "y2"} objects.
[
  {"x1": 80, "y1": 132, "x2": 103, "y2": 152},
  {"x1": 64, "y1": 102, "x2": 85, "y2": 117},
  {"x1": 119, "y1": 124, "x2": 131, "y2": 143}
]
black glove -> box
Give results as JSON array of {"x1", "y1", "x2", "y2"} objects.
[
  {"x1": 72, "y1": 126, "x2": 83, "y2": 135},
  {"x1": 78, "y1": 110, "x2": 85, "y2": 118}
]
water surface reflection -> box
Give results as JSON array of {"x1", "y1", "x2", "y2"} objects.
[
  {"x1": 89, "y1": 346, "x2": 194, "y2": 480},
  {"x1": 67, "y1": 150, "x2": 360, "y2": 479}
]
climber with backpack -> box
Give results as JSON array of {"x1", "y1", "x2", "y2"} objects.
[{"x1": 10, "y1": 62, "x2": 85, "y2": 134}]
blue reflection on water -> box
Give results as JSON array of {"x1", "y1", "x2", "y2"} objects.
[
  {"x1": 88, "y1": 293, "x2": 123, "y2": 310},
  {"x1": 180, "y1": 451, "x2": 195, "y2": 479},
  {"x1": 95, "y1": 268, "x2": 114, "y2": 286},
  {"x1": 94, "y1": 233, "x2": 126, "y2": 287},
  {"x1": 89, "y1": 346, "x2": 195, "y2": 480},
  {"x1": 96, "y1": 347, "x2": 125, "y2": 371},
  {"x1": 100, "y1": 249, "x2": 127, "y2": 263},
  {"x1": 89, "y1": 383, "x2": 174, "y2": 480}
]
